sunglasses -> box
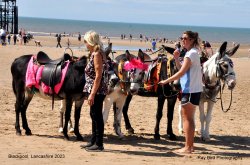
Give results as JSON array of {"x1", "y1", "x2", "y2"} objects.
[{"x1": 180, "y1": 37, "x2": 190, "y2": 41}]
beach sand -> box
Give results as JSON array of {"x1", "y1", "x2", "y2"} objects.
[{"x1": 0, "y1": 36, "x2": 249, "y2": 165}]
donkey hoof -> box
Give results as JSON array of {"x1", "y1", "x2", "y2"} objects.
[
  {"x1": 201, "y1": 136, "x2": 210, "y2": 142},
  {"x1": 154, "y1": 134, "x2": 160, "y2": 140},
  {"x1": 119, "y1": 136, "x2": 125, "y2": 140},
  {"x1": 178, "y1": 130, "x2": 184, "y2": 135},
  {"x1": 25, "y1": 130, "x2": 32, "y2": 136},
  {"x1": 58, "y1": 127, "x2": 63, "y2": 133},
  {"x1": 76, "y1": 135, "x2": 84, "y2": 141},
  {"x1": 167, "y1": 133, "x2": 177, "y2": 140},
  {"x1": 127, "y1": 128, "x2": 135, "y2": 135},
  {"x1": 69, "y1": 128, "x2": 74, "y2": 134},
  {"x1": 16, "y1": 131, "x2": 22, "y2": 136},
  {"x1": 64, "y1": 135, "x2": 70, "y2": 141}
]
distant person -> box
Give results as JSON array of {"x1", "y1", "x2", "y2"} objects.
[
  {"x1": 152, "y1": 39, "x2": 157, "y2": 51},
  {"x1": 201, "y1": 41, "x2": 213, "y2": 58},
  {"x1": 139, "y1": 34, "x2": 143, "y2": 42},
  {"x1": 7, "y1": 34, "x2": 11, "y2": 44},
  {"x1": 175, "y1": 41, "x2": 181, "y2": 51},
  {"x1": 13, "y1": 34, "x2": 17, "y2": 45},
  {"x1": 129, "y1": 34, "x2": 132, "y2": 42},
  {"x1": 78, "y1": 32, "x2": 81, "y2": 41},
  {"x1": 56, "y1": 34, "x2": 62, "y2": 48},
  {"x1": 0, "y1": 27, "x2": 6, "y2": 45},
  {"x1": 23, "y1": 35, "x2": 27, "y2": 45},
  {"x1": 66, "y1": 38, "x2": 70, "y2": 48}
]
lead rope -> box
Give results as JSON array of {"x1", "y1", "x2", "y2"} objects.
[
  {"x1": 147, "y1": 47, "x2": 164, "y2": 56},
  {"x1": 161, "y1": 85, "x2": 179, "y2": 98},
  {"x1": 219, "y1": 83, "x2": 233, "y2": 112}
]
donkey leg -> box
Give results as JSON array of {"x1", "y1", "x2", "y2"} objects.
[
  {"x1": 59, "y1": 100, "x2": 66, "y2": 133},
  {"x1": 15, "y1": 101, "x2": 22, "y2": 136},
  {"x1": 19, "y1": 89, "x2": 33, "y2": 135},
  {"x1": 166, "y1": 96, "x2": 177, "y2": 140},
  {"x1": 178, "y1": 103, "x2": 184, "y2": 135},
  {"x1": 154, "y1": 96, "x2": 165, "y2": 140},
  {"x1": 199, "y1": 101, "x2": 206, "y2": 141},
  {"x1": 74, "y1": 100, "x2": 84, "y2": 141},
  {"x1": 14, "y1": 81, "x2": 24, "y2": 136},
  {"x1": 204, "y1": 101, "x2": 214, "y2": 141},
  {"x1": 63, "y1": 98, "x2": 73, "y2": 140},
  {"x1": 114, "y1": 99, "x2": 126, "y2": 139},
  {"x1": 122, "y1": 94, "x2": 134, "y2": 134},
  {"x1": 103, "y1": 97, "x2": 113, "y2": 125},
  {"x1": 15, "y1": 84, "x2": 33, "y2": 136},
  {"x1": 68, "y1": 118, "x2": 74, "y2": 133}
]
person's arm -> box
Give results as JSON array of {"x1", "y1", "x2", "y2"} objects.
[
  {"x1": 88, "y1": 52, "x2": 103, "y2": 106},
  {"x1": 158, "y1": 57, "x2": 191, "y2": 85}
]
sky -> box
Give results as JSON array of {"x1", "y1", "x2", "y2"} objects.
[{"x1": 17, "y1": 0, "x2": 250, "y2": 28}]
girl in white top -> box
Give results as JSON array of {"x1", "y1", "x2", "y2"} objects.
[{"x1": 159, "y1": 31, "x2": 202, "y2": 154}]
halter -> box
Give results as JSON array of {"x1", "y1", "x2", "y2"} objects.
[{"x1": 117, "y1": 60, "x2": 147, "y2": 95}]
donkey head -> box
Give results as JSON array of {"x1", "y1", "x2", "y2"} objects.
[
  {"x1": 123, "y1": 58, "x2": 148, "y2": 94},
  {"x1": 216, "y1": 42, "x2": 239, "y2": 90}
]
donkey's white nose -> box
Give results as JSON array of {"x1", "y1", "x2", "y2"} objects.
[{"x1": 228, "y1": 79, "x2": 236, "y2": 89}]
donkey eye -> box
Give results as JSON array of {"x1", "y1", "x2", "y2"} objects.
[{"x1": 223, "y1": 64, "x2": 228, "y2": 68}]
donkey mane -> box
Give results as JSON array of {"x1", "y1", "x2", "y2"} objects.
[{"x1": 202, "y1": 52, "x2": 219, "y2": 83}]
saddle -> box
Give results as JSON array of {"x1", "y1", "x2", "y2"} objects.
[
  {"x1": 37, "y1": 51, "x2": 71, "y2": 65},
  {"x1": 35, "y1": 51, "x2": 71, "y2": 109},
  {"x1": 144, "y1": 55, "x2": 180, "y2": 93},
  {"x1": 35, "y1": 51, "x2": 70, "y2": 88},
  {"x1": 144, "y1": 58, "x2": 161, "y2": 92}
]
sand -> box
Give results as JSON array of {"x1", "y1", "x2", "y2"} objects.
[{"x1": 0, "y1": 36, "x2": 249, "y2": 165}]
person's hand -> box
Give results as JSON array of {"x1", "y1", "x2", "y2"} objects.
[
  {"x1": 158, "y1": 79, "x2": 168, "y2": 85},
  {"x1": 87, "y1": 93, "x2": 95, "y2": 106},
  {"x1": 173, "y1": 49, "x2": 180, "y2": 60}
]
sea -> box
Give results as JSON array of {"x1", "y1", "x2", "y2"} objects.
[{"x1": 19, "y1": 17, "x2": 250, "y2": 44}]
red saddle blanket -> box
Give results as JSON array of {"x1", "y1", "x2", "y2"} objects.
[{"x1": 25, "y1": 56, "x2": 69, "y2": 94}]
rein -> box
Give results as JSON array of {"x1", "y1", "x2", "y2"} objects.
[
  {"x1": 218, "y1": 81, "x2": 233, "y2": 113},
  {"x1": 142, "y1": 83, "x2": 179, "y2": 98},
  {"x1": 147, "y1": 47, "x2": 164, "y2": 56},
  {"x1": 203, "y1": 64, "x2": 234, "y2": 112},
  {"x1": 161, "y1": 85, "x2": 179, "y2": 98}
]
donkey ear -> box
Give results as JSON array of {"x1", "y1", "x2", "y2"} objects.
[
  {"x1": 162, "y1": 45, "x2": 175, "y2": 55},
  {"x1": 137, "y1": 49, "x2": 145, "y2": 62},
  {"x1": 125, "y1": 50, "x2": 132, "y2": 61},
  {"x1": 218, "y1": 42, "x2": 227, "y2": 59},
  {"x1": 104, "y1": 43, "x2": 112, "y2": 57},
  {"x1": 226, "y1": 44, "x2": 240, "y2": 57}
]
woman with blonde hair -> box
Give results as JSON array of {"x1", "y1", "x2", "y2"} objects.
[
  {"x1": 159, "y1": 31, "x2": 203, "y2": 154},
  {"x1": 82, "y1": 30, "x2": 108, "y2": 151}
]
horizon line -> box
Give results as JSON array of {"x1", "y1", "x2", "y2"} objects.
[{"x1": 19, "y1": 16, "x2": 250, "y2": 30}]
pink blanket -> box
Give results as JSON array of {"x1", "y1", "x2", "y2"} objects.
[{"x1": 26, "y1": 56, "x2": 69, "y2": 94}]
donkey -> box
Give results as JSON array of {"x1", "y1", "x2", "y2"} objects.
[
  {"x1": 178, "y1": 42, "x2": 239, "y2": 141},
  {"x1": 121, "y1": 46, "x2": 180, "y2": 140},
  {"x1": 102, "y1": 50, "x2": 149, "y2": 139},
  {"x1": 11, "y1": 43, "x2": 112, "y2": 141},
  {"x1": 57, "y1": 44, "x2": 112, "y2": 134}
]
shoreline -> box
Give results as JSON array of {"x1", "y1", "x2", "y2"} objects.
[{"x1": 2, "y1": 34, "x2": 249, "y2": 58}]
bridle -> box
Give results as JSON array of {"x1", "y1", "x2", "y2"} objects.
[
  {"x1": 203, "y1": 57, "x2": 235, "y2": 112},
  {"x1": 117, "y1": 60, "x2": 146, "y2": 95}
]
